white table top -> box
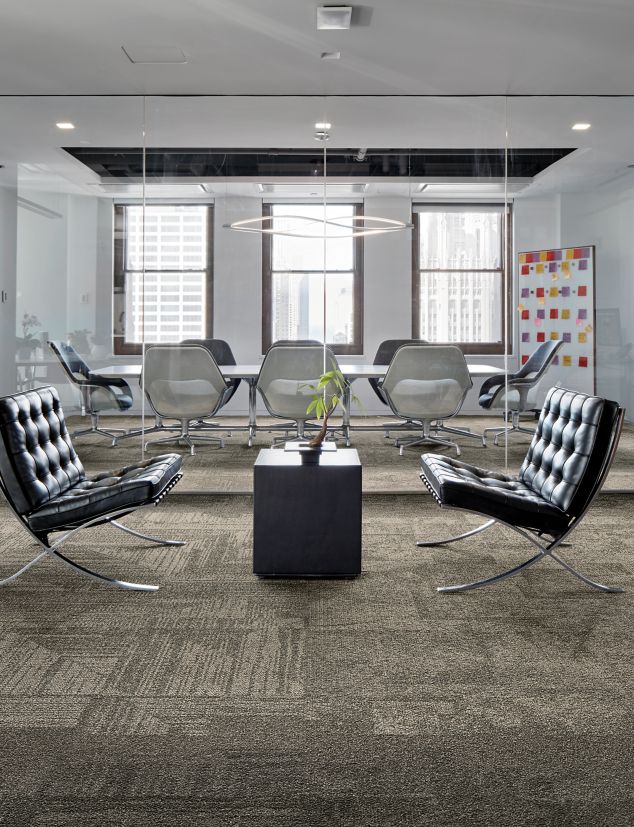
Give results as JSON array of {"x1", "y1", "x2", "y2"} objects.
[{"x1": 93, "y1": 362, "x2": 502, "y2": 380}]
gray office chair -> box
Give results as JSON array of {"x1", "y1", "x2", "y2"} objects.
[
  {"x1": 142, "y1": 344, "x2": 233, "y2": 455},
  {"x1": 181, "y1": 338, "x2": 241, "y2": 403},
  {"x1": 480, "y1": 339, "x2": 564, "y2": 445},
  {"x1": 49, "y1": 340, "x2": 133, "y2": 445},
  {"x1": 257, "y1": 343, "x2": 339, "y2": 446},
  {"x1": 368, "y1": 338, "x2": 428, "y2": 437},
  {"x1": 381, "y1": 344, "x2": 474, "y2": 456}
]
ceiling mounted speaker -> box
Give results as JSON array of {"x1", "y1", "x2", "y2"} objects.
[{"x1": 316, "y1": 6, "x2": 352, "y2": 30}]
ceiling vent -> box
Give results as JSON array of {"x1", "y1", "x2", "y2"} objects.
[
  {"x1": 316, "y1": 6, "x2": 352, "y2": 30},
  {"x1": 257, "y1": 183, "x2": 367, "y2": 196}
]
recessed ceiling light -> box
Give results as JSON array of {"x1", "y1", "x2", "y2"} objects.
[
  {"x1": 56, "y1": 122, "x2": 75, "y2": 130},
  {"x1": 314, "y1": 122, "x2": 332, "y2": 130},
  {"x1": 321, "y1": 51, "x2": 341, "y2": 60},
  {"x1": 316, "y1": 6, "x2": 352, "y2": 30},
  {"x1": 572, "y1": 122, "x2": 591, "y2": 131}
]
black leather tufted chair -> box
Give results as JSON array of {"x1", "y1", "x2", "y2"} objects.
[
  {"x1": 418, "y1": 386, "x2": 625, "y2": 593},
  {"x1": 0, "y1": 386, "x2": 184, "y2": 592},
  {"x1": 49, "y1": 340, "x2": 135, "y2": 445}
]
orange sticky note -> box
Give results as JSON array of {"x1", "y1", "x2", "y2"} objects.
[
  {"x1": 536, "y1": 263, "x2": 544, "y2": 274},
  {"x1": 549, "y1": 287, "x2": 558, "y2": 297},
  {"x1": 578, "y1": 332, "x2": 587, "y2": 343},
  {"x1": 566, "y1": 249, "x2": 575, "y2": 259},
  {"x1": 563, "y1": 355, "x2": 572, "y2": 367},
  {"x1": 562, "y1": 261, "x2": 570, "y2": 272},
  {"x1": 540, "y1": 251, "x2": 548, "y2": 262},
  {"x1": 562, "y1": 308, "x2": 570, "y2": 320},
  {"x1": 550, "y1": 331, "x2": 559, "y2": 341}
]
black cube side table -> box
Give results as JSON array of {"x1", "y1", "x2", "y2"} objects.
[{"x1": 253, "y1": 448, "x2": 362, "y2": 577}]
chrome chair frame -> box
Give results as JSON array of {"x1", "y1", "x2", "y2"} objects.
[
  {"x1": 418, "y1": 406, "x2": 625, "y2": 594},
  {"x1": 0, "y1": 473, "x2": 184, "y2": 593}
]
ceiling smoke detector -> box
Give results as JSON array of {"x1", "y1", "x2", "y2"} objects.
[{"x1": 316, "y1": 6, "x2": 352, "y2": 30}]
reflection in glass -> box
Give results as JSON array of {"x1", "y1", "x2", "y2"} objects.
[{"x1": 272, "y1": 272, "x2": 354, "y2": 344}]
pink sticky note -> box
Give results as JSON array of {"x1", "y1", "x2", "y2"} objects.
[{"x1": 534, "y1": 317, "x2": 542, "y2": 327}]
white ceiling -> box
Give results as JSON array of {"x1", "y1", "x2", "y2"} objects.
[{"x1": 1, "y1": 0, "x2": 634, "y2": 95}]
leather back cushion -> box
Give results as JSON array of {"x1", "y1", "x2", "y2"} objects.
[
  {"x1": 519, "y1": 387, "x2": 604, "y2": 513},
  {"x1": 0, "y1": 386, "x2": 84, "y2": 514}
]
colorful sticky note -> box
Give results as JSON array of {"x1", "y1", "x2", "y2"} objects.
[
  {"x1": 521, "y1": 332, "x2": 530, "y2": 343},
  {"x1": 579, "y1": 356, "x2": 588, "y2": 368},
  {"x1": 563, "y1": 332, "x2": 571, "y2": 343},
  {"x1": 521, "y1": 265, "x2": 530, "y2": 276},
  {"x1": 538, "y1": 297, "x2": 545, "y2": 306},
  {"x1": 573, "y1": 248, "x2": 584, "y2": 259},
  {"x1": 562, "y1": 261, "x2": 570, "y2": 272},
  {"x1": 562, "y1": 309, "x2": 571, "y2": 320},
  {"x1": 566, "y1": 249, "x2": 575, "y2": 260},
  {"x1": 585, "y1": 324, "x2": 593, "y2": 333},
  {"x1": 563, "y1": 355, "x2": 572, "y2": 367},
  {"x1": 578, "y1": 332, "x2": 587, "y2": 344},
  {"x1": 579, "y1": 259, "x2": 588, "y2": 271},
  {"x1": 576, "y1": 318, "x2": 583, "y2": 326},
  {"x1": 547, "y1": 250, "x2": 556, "y2": 261},
  {"x1": 551, "y1": 272, "x2": 559, "y2": 282},
  {"x1": 536, "y1": 263, "x2": 545, "y2": 274},
  {"x1": 536, "y1": 287, "x2": 545, "y2": 297},
  {"x1": 540, "y1": 251, "x2": 548, "y2": 262},
  {"x1": 553, "y1": 249, "x2": 563, "y2": 261},
  {"x1": 550, "y1": 308, "x2": 559, "y2": 319},
  {"x1": 550, "y1": 331, "x2": 559, "y2": 341},
  {"x1": 578, "y1": 285, "x2": 587, "y2": 297},
  {"x1": 521, "y1": 355, "x2": 529, "y2": 365},
  {"x1": 517, "y1": 304, "x2": 525, "y2": 313},
  {"x1": 519, "y1": 253, "x2": 527, "y2": 264},
  {"x1": 537, "y1": 332, "x2": 546, "y2": 342},
  {"x1": 578, "y1": 308, "x2": 588, "y2": 320},
  {"x1": 561, "y1": 286, "x2": 571, "y2": 297},
  {"x1": 549, "y1": 286, "x2": 559, "y2": 297},
  {"x1": 521, "y1": 288, "x2": 530, "y2": 298},
  {"x1": 534, "y1": 317, "x2": 542, "y2": 328},
  {"x1": 548, "y1": 262, "x2": 558, "y2": 273},
  {"x1": 537, "y1": 309, "x2": 545, "y2": 319},
  {"x1": 552, "y1": 356, "x2": 560, "y2": 366}
]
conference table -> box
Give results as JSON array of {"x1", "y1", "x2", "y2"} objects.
[{"x1": 93, "y1": 362, "x2": 501, "y2": 447}]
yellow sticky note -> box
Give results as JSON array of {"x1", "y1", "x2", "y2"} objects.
[
  {"x1": 562, "y1": 261, "x2": 570, "y2": 271},
  {"x1": 550, "y1": 331, "x2": 559, "y2": 341},
  {"x1": 538, "y1": 297, "x2": 545, "y2": 306},
  {"x1": 563, "y1": 355, "x2": 572, "y2": 367},
  {"x1": 519, "y1": 253, "x2": 527, "y2": 264},
  {"x1": 517, "y1": 304, "x2": 525, "y2": 313},
  {"x1": 562, "y1": 308, "x2": 570, "y2": 320},
  {"x1": 536, "y1": 263, "x2": 544, "y2": 274},
  {"x1": 566, "y1": 248, "x2": 575, "y2": 259},
  {"x1": 540, "y1": 251, "x2": 548, "y2": 262},
  {"x1": 549, "y1": 286, "x2": 559, "y2": 297},
  {"x1": 578, "y1": 332, "x2": 587, "y2": 344},
  {"x1": 585, "y1": 324, "x2": 593, "y2": 333}
]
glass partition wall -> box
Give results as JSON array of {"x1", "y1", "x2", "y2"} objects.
[{"x1": 0, "y1": 96, "x2": 630, "y2": 489}]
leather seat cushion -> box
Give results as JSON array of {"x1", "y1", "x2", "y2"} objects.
[
  {"x1": 28, "y1": 453, "x2": 183, "y2": 533},
  {"x1": 420, "y1": 453, "x2": 570, "y2": 535}
]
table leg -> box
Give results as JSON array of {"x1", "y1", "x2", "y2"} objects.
[
  {"x1": 342, "y1": 383, "x2": 352, "y2": 447},
  {"x1": 248, "y1": 379, "x2": 257, "y2": 447}
]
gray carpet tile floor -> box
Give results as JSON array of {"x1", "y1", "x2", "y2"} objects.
[
  {"x1": 69, "y1": 415, "x2": 634, "y2": 492},
  {"x1": 0, "y1": 493, "x2": 632, "y2": 826}
]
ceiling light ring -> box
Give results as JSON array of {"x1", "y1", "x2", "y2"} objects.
[{"x1": 225, "y1": 213, "x2": 412, "y2": 238}]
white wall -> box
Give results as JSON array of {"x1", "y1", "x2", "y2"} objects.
[{"x1": 0, "y1": 165, "x2": 17, "y2": 395}]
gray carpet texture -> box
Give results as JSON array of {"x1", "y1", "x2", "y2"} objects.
[
  {"x1": 70, "y1": 415, "x2": 634, "y2": 493},
  {"x1": 0, "y1": 493, "x2": 632, "y2": 826}
]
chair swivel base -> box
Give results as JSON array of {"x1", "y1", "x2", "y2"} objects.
[
  {"x1": 145, "y1": 421, "x2": 224, "y2": 456},
  {"x1": 396, "y1": 422, "x2": 460, "y2": 456},
  {"x1": 483, "y1": 411, "x2": 537, "y2": 446}
]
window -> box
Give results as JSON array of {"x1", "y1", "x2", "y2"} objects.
[
  {"x1": 412, "y1": 204, "x2": 510, "y2": 354},
  {"x1": 113, "y1": 204, "x2": 213, "y2": 354},
  {"x1": 262, "y1": 203, "x2": 363, "y2": 354}
]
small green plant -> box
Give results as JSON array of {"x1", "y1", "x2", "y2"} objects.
[{"x1": 304, "y1": 360, "x2": 358, "y2": 448}]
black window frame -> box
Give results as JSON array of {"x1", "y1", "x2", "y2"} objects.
[
  {"x1": 113, "y1": 202, "x2": 214, "y2": 356},
  {"x1": 411, "y1": 202, "x2": 512, "y2": 355},
  {"x1": 261, "y1": 202, "x2": 364, "y2": 355}
]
